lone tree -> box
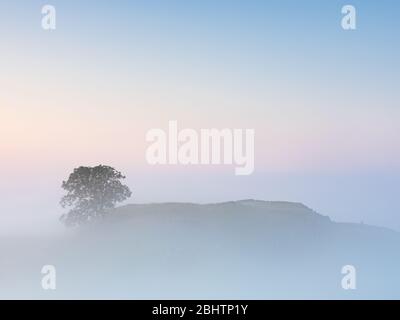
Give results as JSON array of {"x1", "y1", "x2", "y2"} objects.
[{"x1": 60, "y1": 165, "x2": 132, "y2": 226}]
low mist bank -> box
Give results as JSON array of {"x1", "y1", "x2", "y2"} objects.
[{"x1": 1, "y1": 200, "x2": 399, "y2": 299}]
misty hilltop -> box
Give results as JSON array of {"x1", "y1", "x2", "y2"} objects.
[
  {"x1": 1, "y1": 200, "x2": 400, "y2": 299},
  {"x1": 100, "y1": 199, "x2": 394, "y2": 243},
  {"x1": 104, "y1": 199, "x2": 331, "y2": 227},
  {"x1": 109, "y1": 199, "x2": 327, "y2": 219}
]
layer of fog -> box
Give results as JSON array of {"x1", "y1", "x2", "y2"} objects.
[{"x1": 0, "y1": 201, "x2": 399, "y2": 299}]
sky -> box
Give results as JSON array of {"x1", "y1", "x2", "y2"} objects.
[{"x1": 0, "y1": 0, "x2": 399, "y2": 233}]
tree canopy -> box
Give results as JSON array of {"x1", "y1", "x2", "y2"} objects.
[{"x1": 60, "y1": 165, "x2": 132, "y2": 226}]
